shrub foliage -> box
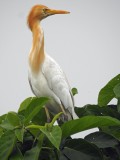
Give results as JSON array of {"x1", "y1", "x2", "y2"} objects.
[{"x1": 0, "y1": 74, "x2": 120, "y2": 160}]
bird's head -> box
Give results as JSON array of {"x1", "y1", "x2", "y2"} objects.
[{"x1": 27, "y1": 5, "x2": 70, "y2": 30}]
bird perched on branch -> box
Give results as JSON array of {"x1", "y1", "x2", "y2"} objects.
[{"x1": 27, "y1": 4, "x2": 78, "y2": 121}]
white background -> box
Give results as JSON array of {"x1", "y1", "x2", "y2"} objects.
[{"x1": 0, "y1": 0, "x2": 120, "y2": 137}]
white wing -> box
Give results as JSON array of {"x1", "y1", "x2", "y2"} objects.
[{"x1": 42, "y1": 54, "x2": 75, "y2": 116}]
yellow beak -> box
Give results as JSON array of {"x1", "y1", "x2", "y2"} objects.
[{"x1": 47, "y1": 9, "x2": 70, "y2": 15}]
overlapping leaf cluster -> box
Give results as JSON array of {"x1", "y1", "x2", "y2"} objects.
[{"x1": 0, "y1": 74, "x2": 120, "y2": 159}]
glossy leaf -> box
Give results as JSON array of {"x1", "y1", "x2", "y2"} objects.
[
  {"x1": 85, "y1": 131, "x2": 119, "y2": 148},
  {"x1": 98, "y1": 74, "x2": 120, "y2": 106},
  {"x1": 0, "y1": 131, "x2": 16, "y2": 160},
  {"x1": 61, "y1": 116, "x2": 120, "y2": 138},
  {"x1": 63, "y1": 138, "x2": 103, "y2": 160},
  {"x1": 75, "y1": 105, "x2": 120, "y2": 119}
]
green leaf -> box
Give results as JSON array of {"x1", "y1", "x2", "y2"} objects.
[
  {"x1": 7, "y1": 112, "x2": 21, "y2": 127},
  {"x1": 18, "y1": 97, "x2": 35, "y2": 113},
  {"x1": 63, "y1": 147, "x2": 102, "y2": 160},
  {"x1": 98, "y1": 74, "x2": 120, "y2": 106},
  {"x1": 41, "y1": 125, "x2": 62, "y2": 150},
  {"x1": 61, "y1": 116, "x2": 120, "y2": 138},
  {"x1": 63, "y1": 138, "x2": 103, "y2": 160},
  {"x1": 0, "y1": 131, "x2": 16, "y2": 160},
  {"x1": 72, "y1": 88, "x2": 78, "y2": 96},
  {"x1": 75, "y1": 105, "x2": 120, "y2": 119},
  {"x1": 117, "y1": 98, "x2": 120, "y2": 113},
  {"x1": 32, "y1": 108, "x2": 47, "y2": 126},
  {"x1": 0, "y1": 118, "x2": 14, "y2": 130},
  {"x1": 23, "y1": 133, "x2": 44, "y2": 160},
  {"x1": 113, "y1": 83, "x2": 120, "y2": 98},
  {"x1": 0, "y1": 114, "x2": 6, "y2": 124},
  {"x1": 27, "y1": 124, "x2": 62, "y2": 150},
  {"x1": 101, "y1": 126, "x2": 120, "y2": 141},
  {"x1": 85, "y1": 131, "x2": 119, "y2": 148},
  {"x1": 22, "y1": 97, "x2": 49, "y2": 125},
  {"x1": 15, "y1": 128, "x2": 24, "y2": 142},
  {"x1": 0, "y1": 127, "x2": 4, "y2": 137}
]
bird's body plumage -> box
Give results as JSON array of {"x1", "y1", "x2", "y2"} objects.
[{"x1": 28, "y1": 5, "x2": 78, "y2": 121}]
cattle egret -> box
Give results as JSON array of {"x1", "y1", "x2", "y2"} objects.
[{"x1": 27, "y1": 5, "x2": 78, "y2": 121}]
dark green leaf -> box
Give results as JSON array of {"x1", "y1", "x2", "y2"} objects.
[
  {"x1": 61, "y1": 116, "x2": 120, "y2": 138},
  {"x1": 75, "y1": 105, "x2": 120, "y2": 119},
  {"x1": 85, "y1": 131, "x2": 119, "y2": 148},
  {"x1": 23, "y1": 133, "x2": 44, "y2": 160},
  {"x1": 63, "y1": 147, "x2": 102, "y2": 160},
  {"x1": 9, "y1": 147, "x2": 23, "y2": 160},
  {"x1": 0, "y1": 131, "x2": 16, "y2": 160},
  {"x1": 117, "y1": 98, "x2": 120, "y2": 113},
  {"x1": 71, "y1": 88, "x2": 78, "y2": 96},
  {"x1": 101, "y1": 126, "x2": 120, "y2": 141},
  {"x1": 63, "y1": 138, "x2": 103, "y2": 160},
  {"x1": 98, "y1": 74, "x2": 120, "y2": 106}
]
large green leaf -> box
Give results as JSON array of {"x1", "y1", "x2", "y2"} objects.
[
  {"x1": 19, "y1": 97, "x2": 49, "y2": 125},
  {"x1": 85, "y1": 131, "x2": 119, "y2": 148},
  {"x1": 0, "y1": 131, "x2": 16, "y2": 160},
  {"x1": 61, "y1": 116, "x2": 120, "y2": 138},
  {"x1": 63, "y1": 138, "x2": 103, "y2": 160},
  {"x1": 75, "y1": 105, "x2": 120, "y2": 119},
  {"x1": 98, "y1": 74, "x2": 120, "y2": 106}
]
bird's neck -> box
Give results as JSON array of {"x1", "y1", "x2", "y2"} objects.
[{"x1": 29, "y1": 21, "x2": 45, "y2": 73}]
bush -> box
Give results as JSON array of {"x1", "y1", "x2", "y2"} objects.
[{"x1": 0, "y1": 74, "x2": 120, "y2": 160}]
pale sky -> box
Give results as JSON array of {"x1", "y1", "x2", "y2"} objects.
[{"x1": 0, "y1": 0, "x2": 120, "y2": 137}]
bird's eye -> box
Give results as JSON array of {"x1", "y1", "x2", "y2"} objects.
[{"x1": 43, "y1": 8, "x2": 48, "y2": 14}]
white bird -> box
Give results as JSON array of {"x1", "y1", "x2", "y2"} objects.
[{"x1": 27, "y1": 4, "x2": 78, "y2": 121}]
